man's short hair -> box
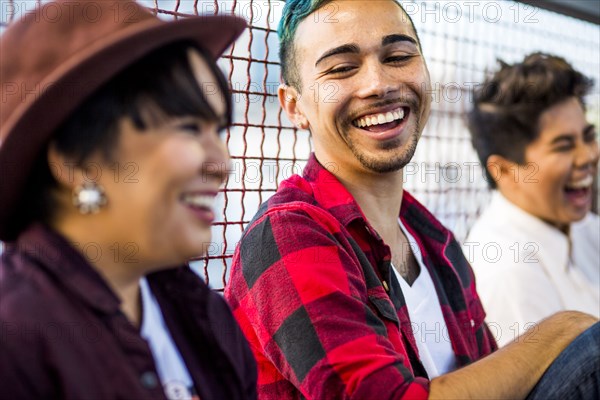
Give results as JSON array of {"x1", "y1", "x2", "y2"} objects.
[
  {"x1": 278, "y1": 0, "x2": 421, "y2": 91},
  {"x1": 468, "y1": 52, "x2": 593, "y2": 189}
]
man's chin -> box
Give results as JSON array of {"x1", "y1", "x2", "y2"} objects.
[
  {"x1": 352, "y1": 137, "x2": 419, "y2": 174},
  {"x1": 354, "y1": 150, "x2": 416, "y2": 174}
]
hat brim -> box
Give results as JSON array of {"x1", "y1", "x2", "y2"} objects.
[{"x1": 0, "y1": 15, "x2": 246, "y2": 241}]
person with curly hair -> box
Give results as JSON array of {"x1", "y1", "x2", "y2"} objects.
[{"x1": 467, "y1": 53, "x2": 599, "y2": 346}]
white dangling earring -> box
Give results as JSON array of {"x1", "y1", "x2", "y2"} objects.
[{"x1": 72, "y1": 182, "x2": 107, "y2": 214}]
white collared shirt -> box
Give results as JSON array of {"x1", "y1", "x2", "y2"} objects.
[{"x1": 465, "y1": 191, "x2": 600, "y2": 346}]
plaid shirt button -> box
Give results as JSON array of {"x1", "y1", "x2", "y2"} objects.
[{"x1": 382, "y1": 281, "x2": 390, "y2": 292}]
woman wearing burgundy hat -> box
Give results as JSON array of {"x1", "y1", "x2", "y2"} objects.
[{"x1": 0, "y1": 1, "x2": 256, "y2": 399}]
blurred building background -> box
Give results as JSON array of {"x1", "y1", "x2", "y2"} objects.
[{"x1": 1, "y1": 0, "x2": 599, "y2": 288}]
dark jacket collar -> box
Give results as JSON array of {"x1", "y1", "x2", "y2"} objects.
[{"x1": 14, "y1": 223, "x2": 121, "y2": 314}]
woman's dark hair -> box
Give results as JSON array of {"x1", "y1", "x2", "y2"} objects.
[
  {"x1": 16, "y1": 40, "x2": 232, "y2": 234},
  {"x1": 468, "y1": 52, "x2": 593, "y2": 189}
]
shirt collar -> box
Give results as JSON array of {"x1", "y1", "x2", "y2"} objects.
[
  {"x1": 15, "y1": 223, "x2": 121, "y2": 314},
  {"x1": 300, "y1": 153, "x2": 370, "y2": 228},
  {"x1": 490, "y1": 191, "x2": 571, "y2": 267},
  {"x1": 298, "y1": 153, "x2": 451, "y2": 245}
]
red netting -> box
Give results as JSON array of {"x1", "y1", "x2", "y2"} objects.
[{"x1": 2, "y1": 1, "x2": 599, "y2": 290}]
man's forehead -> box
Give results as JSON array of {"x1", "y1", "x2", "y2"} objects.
[{"x1": 294, "y1": 0, "x2": 417, "y2": 60}]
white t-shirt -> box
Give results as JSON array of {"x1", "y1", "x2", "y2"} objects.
[
  {"x1": 392, "y1": 219, "x2": 457, "y2": 378},
  {"x1": 466, "y1": 191, "x2": 600, "y2": 347},
  {"x1": 140, "y1": 277, "x2": 197, "y2": 400}
]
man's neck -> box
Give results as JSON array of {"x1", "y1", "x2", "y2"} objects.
[
  {"x1": 335, "y1": 166, "x2": 422, "y2": 285},
  {"x1": 315, "y1": 151, "x2": 424, "y2": 283},
  {"x1": 343, "y1": 174, "x2": 404, "y2": 230},
  {"x1": 327, "y1": 159, "x2": 405, "y2": 240}
]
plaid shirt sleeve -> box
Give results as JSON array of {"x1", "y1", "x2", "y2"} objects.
[{"x1": 225, "y1": 203, "x2": 429, "y2": 400}]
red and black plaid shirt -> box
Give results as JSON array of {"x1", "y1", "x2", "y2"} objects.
[{"x1": 225, "y1": 154, "x2": 497, "y2": 399}]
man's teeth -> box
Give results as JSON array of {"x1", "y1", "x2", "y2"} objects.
[
  {"x1": 181, "y1": 194, "x2": 215, "y2": 209},
  {"x1": 354, "y1": 108, "x2": 405, "y2": 128},
  {"x1": 565, "y1": 175, "x2": 593, "y2": 190}
]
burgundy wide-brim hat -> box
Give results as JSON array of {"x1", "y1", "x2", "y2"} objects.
[{"x1": 0, "y1": 0, "x2": 246, "y2": 241}]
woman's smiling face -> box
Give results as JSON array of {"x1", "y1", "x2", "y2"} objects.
[
  {"x1": 69, "y1": 49, "x2": 231, "y2": 269},
  {"x1": 502, "y1": 97, "x2": 599, "y2": 231}
]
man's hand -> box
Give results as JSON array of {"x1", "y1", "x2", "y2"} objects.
[{"x1": 429, "y1": 311, "x2": 598, "y2": 399}]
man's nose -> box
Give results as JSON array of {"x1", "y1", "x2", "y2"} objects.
[{"x1": 355, "y1": 61, "x2": 398, "y2": 99}]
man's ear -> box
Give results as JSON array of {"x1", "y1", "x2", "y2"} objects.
[
  {"x1": 47, "y1": 143, "x2": 85, "y2": 190},
  {"x1": 278, "y1": 84, "x2": 309, "y2": 130},
  {"x1": 487, "y1": 154, "x2": 517, "y2": 188}
]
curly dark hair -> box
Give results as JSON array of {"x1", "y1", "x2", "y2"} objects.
[{"x1": 468, "y1": 52, "x2": 594, "y2": 189}]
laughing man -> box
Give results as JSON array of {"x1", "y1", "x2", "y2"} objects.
[{"x1": 225, "y1": 1, "x2": 600, "y2": 399}]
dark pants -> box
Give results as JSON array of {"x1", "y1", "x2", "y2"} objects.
[{"x1": 527, "y1": 322, "x2": 600, "y2": 400}]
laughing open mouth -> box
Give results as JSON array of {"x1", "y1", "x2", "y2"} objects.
[
  {"x1": 352, "y1": 106, "x2": 409, "y2": 133},
  {"x1": 564, "y1": 175, "x2": 593, "y2": 200},
  {"x1": 180, "y1": 193, "x2": 216, "y2": 210}
]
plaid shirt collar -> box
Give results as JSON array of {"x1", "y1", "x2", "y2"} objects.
[{"x1": 292, "y1": 153, "x2": 452, "y2": 246}]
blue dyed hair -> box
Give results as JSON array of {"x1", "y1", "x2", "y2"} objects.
[{"x1": 278, "y1": 0, "x2": 421, "y2": 90}]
